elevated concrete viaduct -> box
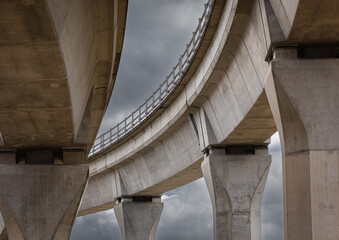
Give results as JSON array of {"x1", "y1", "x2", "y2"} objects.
[
  {"x1": 0, "y1": 0, "x2": 127, "y2": 239},
  {"x1": 78, "y1": 0, "x2": 339, "y2": 239},
  {"x1": 0, "y1": 0, "x2": 338, "y2": 239}
]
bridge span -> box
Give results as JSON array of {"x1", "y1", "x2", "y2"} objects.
[
  {"x1": 0, "y1": 0, "x2": 338, "y2": 239},
  {"x1": 79, "y1": 0, "x2": 339, "y2": 239}
]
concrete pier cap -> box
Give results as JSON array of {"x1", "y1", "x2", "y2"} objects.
[
  {"x1": 114, "y1": 196, "x2": 164, "y2": 240},
  {"x1": 0, "y1": 150, "x2": 89, "y2": 240}
]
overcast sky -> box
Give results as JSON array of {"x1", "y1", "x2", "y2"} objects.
[{"x1": 71, "y1": 1, "x2": 284, "y2": 239}]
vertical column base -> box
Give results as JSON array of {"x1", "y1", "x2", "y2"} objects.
[
  {"x1": 0, "y1": 164, "x2": 89, "y2": 240},
  {"x1": 114, "y1": 197, "x2": 163, "y2": 240},
  {"x1": 202, "y1": 147, "x2": 271, "y2": 240},
  {"x1": 0, "y1": 212, "x2": 7, "y2": 240}
]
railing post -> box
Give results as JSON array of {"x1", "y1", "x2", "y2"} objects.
[
  {"x1": 198, "y1": 18, "x2": 202, "y2": 34},
  {"x1": 166, "y1": 78, "x2": 169, "y2": 92},
  {"x1": 159, "y1": 85, "x2": 163, "y2": 101},
  {"x1": 186, "y1": 44, "x2": 190, "y2": 57},
  {"x1": 100, "y1": 135, "x2": 104, "y2": 149},
  {"x1": 110, "y1": 129, "x2": 112, "y2": 144},
  {"x1": 179, "y1": 55, "x2": 183, "y2": 75}
]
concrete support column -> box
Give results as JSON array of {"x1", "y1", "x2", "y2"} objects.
[
  {"x1": 265, "y1": 49, "x2": 339, "y2": 239},
  {"x1": 114, "y1": 197, "x2": 163, "y2": 240},
  {"x1": 0, "y1": 164, "x2": 89, "y2": 240},
  {"x1": 0, "y1": 212, "x2": 7, "y2": 240},
  {"x1": 202, "y1": 147, "x2": 271, "y2": 240}
]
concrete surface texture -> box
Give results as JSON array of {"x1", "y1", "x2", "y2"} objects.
[
  {"x1": 202, "y1": 147, "x2": 271, "y2": 240},
  {"x1": 0, "y1": 0, "x2": 127, "y2": 152},
  {"x1": 0, "y1": 0, "x2": 127, "y2": 237},
  {"x1": 0, "y1": 213, "x2": 6, "y2": 240},
  {"x1": 79, "y1": 0, "x2": 339, "y2": 239},
  {"x1": 265, "y1": 51, "x2": 339, "y2": 240},
  {"x1": 114, "y1": 199, "x2": 163, "y2": 240},
  {"x1": 0, "y1": 0, "x2": 338, "y2": 239},
  {"x1": 0, "y1": 164, "x2": 88, "y2": 240},
  {"x1": 80, "y1": 0, "x2": 276, "y2": 214}
]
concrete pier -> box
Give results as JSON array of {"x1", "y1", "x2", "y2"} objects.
[
  {"x1": 265, "y1": 50, "x2": 339, "y2": 240},
  {"x1": 202, "y1": 147, "x2": 271, "y2": 240},
  {"x1": 0, "y1": 164, "x2": 88, "y2": 240},
  {"x1": 114, "y1": 197, "x2": 163, "y2": 240},
  {"x1": 0, "y1": 213, "x2": 7, "y2": 240}
]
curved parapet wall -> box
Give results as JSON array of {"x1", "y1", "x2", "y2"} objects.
[{"x1": 79, "y1": 0, "x2": 339, "y2": 215}]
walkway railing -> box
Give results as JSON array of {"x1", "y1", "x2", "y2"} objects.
[{"x1": 89, "y1": 0, "x2": 215, "y2": 157}]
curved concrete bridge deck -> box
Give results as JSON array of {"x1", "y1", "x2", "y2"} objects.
[
  {"x1": 80, "y1": 0, "x2": 339, "y2": 239},
  {"x1": 81, "y1": 0, "x2": 278, "y2": 213}
]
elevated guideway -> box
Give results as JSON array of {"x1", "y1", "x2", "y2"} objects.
[
  {"x1": 80, "y1": 0, "x2": 339, "y2": 239},
  {"x1": 80, "y1": 0, "x2": 275, "y2": 214}
]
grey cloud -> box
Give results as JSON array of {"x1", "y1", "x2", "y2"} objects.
[
  {"x1": 157, "y1": 179, "x2": 213, "y2": 240},
  {"x1": 262, "y1": 150, "x2": 284, "y2": 240},
  {"x1": 99, "y1": 0, "x2": 205, "y2": 134},
  {"x1": 71, "y1": 210, "x2": 121, "y2": 240}
]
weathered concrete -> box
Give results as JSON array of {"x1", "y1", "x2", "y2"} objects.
[
  {"x1": 265, "y1": 49, "x2": 339, "y2": 240},
  {"x1": 80, "y1": 0, "x2": 276, "y2": 215},
  {"x1": 0, "y1": 0, "x2": 127, "y2": 151},
  {"x1": 0, "y1": 230, "x2": 7, "y2": 240},
  {"x1": 79, "y1": 5, "x2": 339, "y2": 240},
  {"x1": 114, "y1": 198, "x2": 163, "y2": 240},
  {"x1": 0, "y1": 213, "x2": 7, "y2": 240},
  {"x1": 202, "y1": 147, "x2": 271, "y2": 240},
  {"x1": 0, "y1": 164, "x2": 88, "y2": 240}
]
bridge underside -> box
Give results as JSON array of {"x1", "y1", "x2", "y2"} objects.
[
  {"x1": 0, "y1": 0, "x2": 338, "y2": 239},
  {"x1": 0, "y1": 0, "x2": 73, "y2": 149},
  {"x1": 0, "y1": 0, "x2": 126, "y2": 153}
]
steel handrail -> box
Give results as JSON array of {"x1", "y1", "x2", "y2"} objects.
[{"x1": 89, "y1": 0, "x2": 215, "y2": 158}]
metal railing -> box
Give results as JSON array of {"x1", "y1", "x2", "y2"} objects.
[{"x1": 89, "y1": 0, "x2": 215, "y2": 157}]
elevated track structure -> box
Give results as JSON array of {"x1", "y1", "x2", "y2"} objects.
[{"x1": 0, "y1": 0, "x2": 338, "y2": 239}]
